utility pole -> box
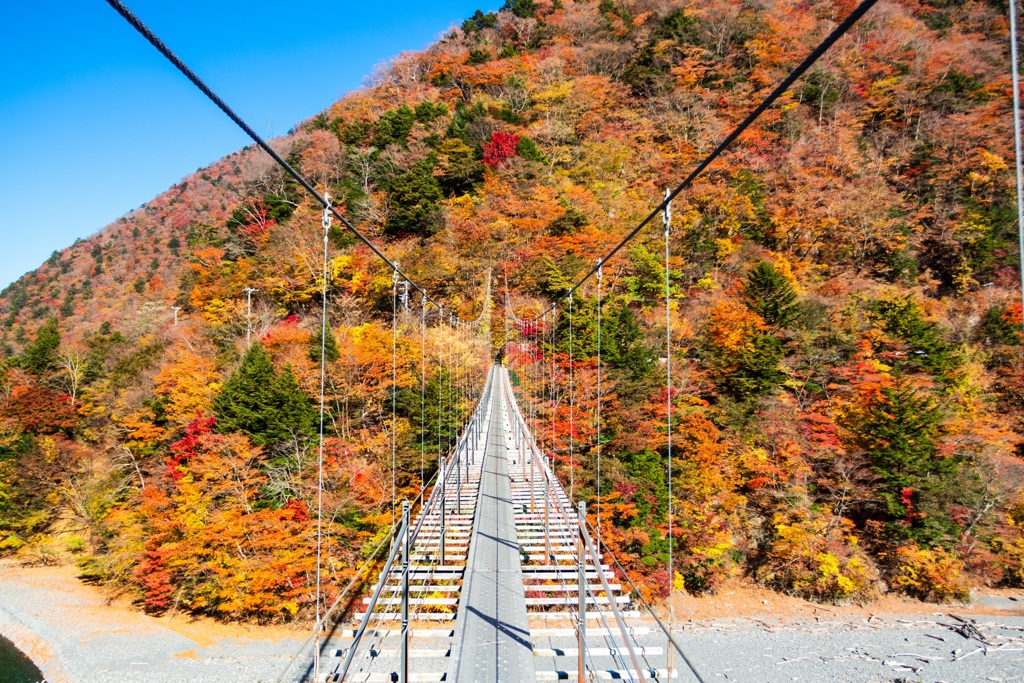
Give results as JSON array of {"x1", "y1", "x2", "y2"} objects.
[
  {"x1": 171, "y1": 306, "x2": 181, "y2": 326},
  {"x1": 399, "y1": 280, "x2": 410, "y2": 311},
  {"x1": 242, "y1": 287, "x2": 259, "y2": 345}
]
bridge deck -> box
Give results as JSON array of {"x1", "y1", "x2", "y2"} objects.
[
  {"x1": 448, "y1": 367, "x2": 537, "y2": 683},
  {"x1": 330, "y1": 365, "x2": 665, "y2": 683}
]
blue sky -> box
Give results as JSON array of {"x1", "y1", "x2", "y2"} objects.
[{"x1": 0, "y1": 0, "x2": 497, "y2": 290}]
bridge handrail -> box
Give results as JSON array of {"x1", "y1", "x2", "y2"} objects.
[
  {"x1": 274, "y1": 456, "x2": 439, "y2": 683},
  {"x1": 501, "y1": 369, "x2": 639, "y2": 677},
  {"x1": 407, "y1": 366, "x2": 494, "y2": 549},
  {"x1": 505, "y1": 364, "x2": 708, "y2": 683},
  {"x1": 272, "y1": 521, "x2": 397, "y2": 683},
  {"x1": 331, "y1": 367, "x2": 493, "y2": 681},
  {"x1": 583, "y1": 515, "x2": 707, "y2": 683},
  {"x1": 577, "y1": 503, "x2": 645, "y2": 682},
  {"x1": 336, "y1": 508, "x2": 411, "y2": 682},
  {"x1": 500, "y1": 370, "x2": 576, "y2": 526}
]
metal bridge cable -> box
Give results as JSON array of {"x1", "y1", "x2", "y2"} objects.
[
  {"x1": 421, "y1": 299, "x2": 427, "y2": 496},
  {"x1": 530, "y1": 337, "x2": 535, "y2": 438},
  {"x1": 455, "y1": 321, "x2": 461, "y2": 407},
  {"x1": 585, "y1": 516, "x2": 707, "y2": 683},
  {"x1": 596, "y1": 260, "x2": 603, "y2": 548},
  {"x1": 551, "y1": 306, "x2": 556, "y2": 458},
  {"x1": 104, "y1": 0, "x2": 450, "y2": 312},
  {"x1": 445, "y1": 315, "x2": 450, "y2": 457},
  {"x1": 459, "y1": 320, "x2": 464, "y2": 438},
  {"x1": 1010, "y1": 0, "x2": 1024, "y2": 338},
  {"x1": 664, "y1": 189, "x2": 675, "y2": 639},
  {"x1": 535, "y1": 314, "x2": 541, "y2": 446},
  {"x1": 541, "y1": 311, "x2": 546, "y2": 453},
  {"x1": 273, "y1": 523, "x2": 395, "y2": 683},
  {"x1": 314, "y1": 195, "x2": 332, "y2": 682},
  {"x1": 438, "y1": 308, "x2": 444, "y2": 461},
  {"x1": 392, "y1": 270, "x2": 399, "y2": 525},
  {"x1": 449, "y1": 313, "x2": 455, "y2": 455},
  {"x1": 457, "y1": 321, "x2": 462, "y2": 440},
  {"x1": 568, "y1": 294, "x2": 575, "y2": 500},
  {"x1": 516, "y1": 0, "x2": 880, "y2": 323}
]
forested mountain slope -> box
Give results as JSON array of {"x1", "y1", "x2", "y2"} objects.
[{"x1": 1, "y1": 0, "x2": 1023, "y2": 620}]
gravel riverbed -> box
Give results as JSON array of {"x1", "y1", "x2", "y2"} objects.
[
  {"x1": 0, "y1": 562, "x2": 306, "y2": 683},
  {"x1": 673, "y1": 611, "x2": 1024, "y2": 682},
  {"x1": 1, "y1": 562, "x2": 1022, "y2": 683}
]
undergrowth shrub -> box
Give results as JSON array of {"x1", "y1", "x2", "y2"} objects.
[
  {"x1": 993, "y1": 537, "x2": 1024, "y2": 587},
  {"x1": 890, "y1": 545, "x2": 971, "y2": 602},
  {"x1": 993, "y1": 495, "x2": 1024, "y2": 587},
  {"x1": 756, "y1": 510, "x2": 877, "y2": 603},
  {"x1": 675, "y1": 503, "x2": 735, "y2": 594}
]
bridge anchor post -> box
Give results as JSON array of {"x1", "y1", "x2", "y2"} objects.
[
  {"x1": 456, "y1": 447, "x2": 462, "y2": 515},
  {"x1": 544, "y1": 457, "x2": 551, "y2": 560},
  {"x1": 440, "y1": 456, "x2": 446, "y2": 567},
  {"x1": 529, "y1": 447, "x2": 535, "y2": 514},
  {"x1": 400, "y1": 500, "x2": 410, "y2": 683},
  {"x1": 578, "y1": 501, "x2": 586, "y2": 683}
]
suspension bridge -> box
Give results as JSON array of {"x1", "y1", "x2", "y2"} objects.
[
  {"x1": 299, "y1": 364, "x2": 689, "y2": 683},
  {"x1": 98, "y1": 2, "x2": 899, "y2": 682}
]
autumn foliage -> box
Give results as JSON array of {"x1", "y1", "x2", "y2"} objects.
[{"x1": 2, "y1": 0, "x2": 1024, "y2": 620}]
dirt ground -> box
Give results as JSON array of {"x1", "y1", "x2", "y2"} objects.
[
  {"x1": 2, "y1": 561, "x2": 304, "y2": 642},
  {"x1": 673, "y1": 576, "x2": 1024, "y2": 623}
]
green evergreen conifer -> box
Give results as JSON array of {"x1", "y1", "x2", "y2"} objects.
[
  {"x1": 384, "y1": 156, "x2": 444, "y2": 236},
  {"x1": 741, "y1": 261, "x2": 798, "y2": 327},
  {"x1": 309, "y1": 325, "x2": 340, "y2": 364},
  {"x1": 20, "y1": 317, "x2": 60, "y2": 376},
  {"x1": 851, "y1": 382, "x2": 961, "y2": 546},
  {"x1": 214, "y1": 343, "x2": 316, "y2": 448}
]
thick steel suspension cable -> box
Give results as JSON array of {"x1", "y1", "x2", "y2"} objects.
[
  {"x1": 515, "y1": 0, "x2": 880, "y2": 324},
  {"x1": 103, "y1": 0, "x2": 456, "y2": 313}
]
